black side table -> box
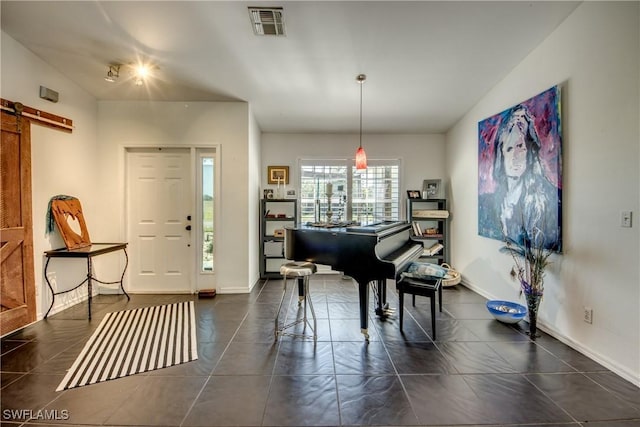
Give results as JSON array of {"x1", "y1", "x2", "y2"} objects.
[{"x1": 44, "y1": 243, "x2": 130, "y2": 319}]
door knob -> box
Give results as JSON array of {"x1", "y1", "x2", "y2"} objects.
[{"x1": 185, "y1": 225, "x2": 192, "y2": 231}]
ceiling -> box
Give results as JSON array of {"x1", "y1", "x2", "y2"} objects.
[{"x1": 1, "y1": 1, "x2": 580, "y2": 134}]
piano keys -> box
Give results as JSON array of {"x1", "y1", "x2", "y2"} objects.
[{"x1": 284, "y1": 221, "x2": 423, "y2": 340}]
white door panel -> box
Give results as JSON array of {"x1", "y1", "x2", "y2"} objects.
[{"x1": 127, "y1": 148, "x2": 192, "y2": 293}]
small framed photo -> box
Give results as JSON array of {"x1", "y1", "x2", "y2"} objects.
[
  {"x1": 268, "y1": 166, "x2": 289, "y2": 185},
  {"x1": 263, "y1": 189, "x2": 274, "y2": 199},
  {"x1": 422, "y1": 179, "x2": 441, "y2": 199},
  {"x1": 407, "y1": 190, "x2": 421, "y2": 199},
  {"x1": 286, "y1": 189, "x2": 296, "y2": 199}
]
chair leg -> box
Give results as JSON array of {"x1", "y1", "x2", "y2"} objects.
[
  {"x1": 275, "y1": 276, "x2": 288, "y2": 340},
  {"x1": 303, "y1": 277, "x2": 317, "y2": 341},
  {"x1": 430, "y1": 291, "x2": 436, "y2": 340},
  {"x1": 276, "y1": 274, "x2": 317, "y2": 341},
  {"x1": 298, "y1": 277, "x2": 304, "y2": 304},
  {"x1": 302, "y1": 278, "x2": 308, "y2": 325},
  {"x1": 399, "y1": 290, "x2": 405, "y2": 332}
]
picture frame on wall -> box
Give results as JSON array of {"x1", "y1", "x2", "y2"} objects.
[
  {"x1": 267, "y1": 166, "x2": 289, "y2": 185},
  {"x1": 422, "y1": 179, "x2": 441, "y2": 199},
  {"x1": 407, "y1": 190, "x2": 421, "y2": 199}
]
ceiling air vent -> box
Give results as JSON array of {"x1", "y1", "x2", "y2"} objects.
[{"x1": 248, "y1": 7, "x2": 285, "y2": 36}]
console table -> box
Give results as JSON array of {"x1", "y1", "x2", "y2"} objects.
[{"x1": 44, "y1": 243, "x2": 130, "y2": 319}]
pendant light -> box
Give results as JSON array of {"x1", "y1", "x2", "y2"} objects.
[{"x1": 355, "y1": 74, "x2": 367, "y2": 170}]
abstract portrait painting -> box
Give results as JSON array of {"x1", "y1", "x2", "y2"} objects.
[{"x1": 478, "y1": 86, "x2": 562, "y2": 251}]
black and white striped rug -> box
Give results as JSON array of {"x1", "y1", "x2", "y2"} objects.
[{"x1": 57, "y1": 301, "x2": 198, "y2": 391}]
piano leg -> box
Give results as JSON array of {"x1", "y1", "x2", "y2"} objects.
[
  {"x1": 373, "y1": 279, "x2": 395, "y2": 317},
  {"x1": 357, "y1": 281, "x2": 370, "y2": 341},
  {"x1": 357, "y1": 278, "x2": 396, "y2": 341}
]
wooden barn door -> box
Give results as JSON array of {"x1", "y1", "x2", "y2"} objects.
[{"x1": 0, "y1": 111, "x2": 36, "y2": 335}]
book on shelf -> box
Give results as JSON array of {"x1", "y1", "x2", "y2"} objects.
[
  {"x1": 412, "y1": 223, "x2": 444, "y2": 239},
  {"x1": 423, "y1": 242, "x2": 444, "y2": 256},
  {"x1": 411, "y1": 221, "x2": 422, "y2": 236},
  {"x1": 412, "y1": 209, "x2": 450, "y2": 219}
]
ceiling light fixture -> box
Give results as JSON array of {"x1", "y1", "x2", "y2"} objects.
[
  {"x1": 355, "y1": 74, "x2": 367, "y2": 170},
  {"x1": 104, "y1": 64, "x2": 120, "y2": 83},
  {"x1": 134, "y1": 64, "x2": 150, "y2": 86}
]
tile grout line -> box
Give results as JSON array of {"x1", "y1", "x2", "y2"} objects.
[{"x1": 179, "y1": 284, "x2": 266, "y2": 427}]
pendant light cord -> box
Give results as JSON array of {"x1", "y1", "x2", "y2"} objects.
[{"x1": 359, "y1": 80, "x2": 363, "y2": 149}]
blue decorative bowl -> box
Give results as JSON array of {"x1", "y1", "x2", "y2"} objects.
[{"x1": 486, "y1": 300, "x2": 527, "y2": 324}]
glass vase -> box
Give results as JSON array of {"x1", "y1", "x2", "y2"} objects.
[{"x1": 524, "y1": 291, "x2": 542, "y2": 339}]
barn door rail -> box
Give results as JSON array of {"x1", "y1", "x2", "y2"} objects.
[{"x1": 1, "y1": 98, "x2": 73, "y2": 132}]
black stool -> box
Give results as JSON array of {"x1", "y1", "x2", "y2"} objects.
[{"x1": 397, "y1": 276, "x2": 442, "y2": 339}]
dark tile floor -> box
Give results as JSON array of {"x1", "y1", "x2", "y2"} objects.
[{"x1": 2, "y1": 277, "x2": 640, "y2": 427}]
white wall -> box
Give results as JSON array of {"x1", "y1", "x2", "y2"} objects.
[
  {"x1": 97, "y1": 101, "x2": 252, "y2": 294},
  {"x1": 261, "y1": 133, "x2": 446, "y2": 218},
  {"x1": 1, "y1": 31, "x2": 104, "y2": 317},
  {"x1": 446, "y1": 2, "x2": 639, "y2": 384},
  {"x1": 248, "y1": 106, "x2": 262, "y2": 286},
  {"x1": 2, "y1": 28, "x2": 260, "y2": 317}
]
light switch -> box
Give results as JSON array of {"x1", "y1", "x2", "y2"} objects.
[{"x1": 621, "y1": 211, "x2": 632, "y2": 228}]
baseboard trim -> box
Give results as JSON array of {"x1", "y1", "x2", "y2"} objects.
[{"x1": 460, "y1": 278, "x2": 639, "y2": 387}]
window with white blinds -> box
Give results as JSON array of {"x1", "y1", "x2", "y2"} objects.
[{"x1": 299, "y1": 159, "x2": 400, "y2": 224}]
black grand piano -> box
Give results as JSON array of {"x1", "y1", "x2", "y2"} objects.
[{"x1": 284, "y1": 221, "x2": 423, "y2": 340}]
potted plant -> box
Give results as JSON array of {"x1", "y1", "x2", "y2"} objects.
[{"x1": 500, "y1": 227, "x2": 555, "y2": 338}]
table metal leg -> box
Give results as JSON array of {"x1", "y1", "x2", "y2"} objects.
[
  {"x1": 87, "y1": 257, "x2": 92, "y2": 320},
  {"x1": 120, "y1": 248, "x2": 130, "y2": 300},
  {"x1": 89, "y1": 247, "x2": 130, "y2": 300},
  {"x1": 44, "y1": 257, "x2": 54, "y2": 318},
  {"x1": 43, "y1": 243, "x2": 128, "y2": 320}
]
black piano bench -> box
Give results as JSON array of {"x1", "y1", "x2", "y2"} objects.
[
  {"x1": 275, "y1": 261, "x2": 318, "y2": 341},
  {"x1": 397, "y1": 276, "x2": 443, "y2": 339}
]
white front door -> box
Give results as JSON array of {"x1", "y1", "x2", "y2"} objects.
[{"x1": 126, "y1": 148, "x2": 192, "y2": 293}]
